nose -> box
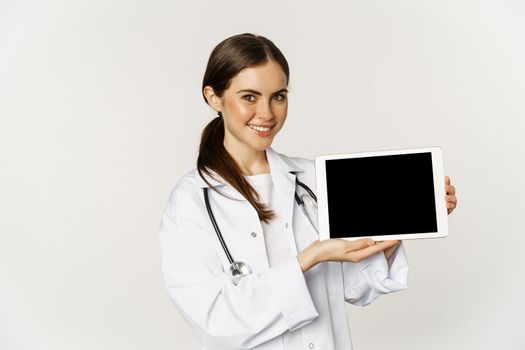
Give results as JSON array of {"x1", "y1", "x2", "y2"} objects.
[{"x1": 256, "y1": 99, "x2": 275, "y2": 121}]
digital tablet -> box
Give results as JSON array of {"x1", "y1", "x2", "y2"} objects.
[{"x1": 315, "y1": 146, "x2": 448, "y2": 241}]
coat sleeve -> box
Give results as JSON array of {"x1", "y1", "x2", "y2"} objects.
[
  {"x1": 158, "y1": 182, "x2": 319, "y2": 349},
  {"x1": 342, "y1": 242, "x2": 409, "y2": 306}
]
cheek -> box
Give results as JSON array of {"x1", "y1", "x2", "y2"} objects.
[
  {"x1": 225, "y1": 100, "x2": 253, "y2": 121},
  {"x1": 275, "y1": 103, "x2": 288, "y2": 119}
]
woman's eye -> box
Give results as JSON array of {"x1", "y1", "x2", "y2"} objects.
[
  {"x1": 242, "y1": 95, "x2": 256, "y2": 102},
  {"x1": 273, "y1": 94, "x2": 286, "y2": 101}
]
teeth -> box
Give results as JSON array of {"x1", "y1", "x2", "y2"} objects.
[{"x1": 248, "y1": 125, "x2": 271, "y2": 132}]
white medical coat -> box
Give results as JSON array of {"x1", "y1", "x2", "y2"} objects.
[{"x1": 159, "y1": 146, "x2": 409, "y2": 350}]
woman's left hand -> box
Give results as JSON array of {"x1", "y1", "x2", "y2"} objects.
[{"x1": 445, "y1": 175, "x2": 457, "y2": 215}]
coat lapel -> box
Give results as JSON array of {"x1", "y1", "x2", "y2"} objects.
[
  {"x1": 194, "y1": 147, "x2": 306, "y2": 272},
  {"x1": 266, "y1": 147, "x2": 305, "y2": 255}
]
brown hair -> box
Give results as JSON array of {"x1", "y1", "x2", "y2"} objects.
[{"x1": 197, "y1": 33, "x2": 290, "y2": 224}]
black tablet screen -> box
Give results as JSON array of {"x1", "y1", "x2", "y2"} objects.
[{"x1": 326, "y1": 152, "x2": 437, "y2": 238}]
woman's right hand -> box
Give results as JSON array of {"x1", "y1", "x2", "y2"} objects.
[{"x1": 297, "y1": 238, "x2": 400, "y2": 273}]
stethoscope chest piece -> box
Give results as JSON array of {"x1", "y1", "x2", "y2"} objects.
[{"x1": 229, "y1": 261, "x2": 251, "y2": 285}]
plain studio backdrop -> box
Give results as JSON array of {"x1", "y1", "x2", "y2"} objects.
[{"x1": 1, "y1": 0, "x2": 524, "y2": 349}]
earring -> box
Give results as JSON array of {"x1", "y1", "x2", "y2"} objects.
[{"x1": 217, "y1": 111, "x2": 222, "y2": 118}]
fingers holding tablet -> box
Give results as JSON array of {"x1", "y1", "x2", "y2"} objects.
[
  {"x1": 297, "y1": 238, "x2": 401, "y2": 272},
  {"x1": 329, "y1": 239, "x2": 399, "y2": 263},
  {"x1": 445, "y1": 175, "x2": 457, "y2": 215}
]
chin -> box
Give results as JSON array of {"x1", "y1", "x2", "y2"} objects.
[{"x1": 251, "y1": 140, "x2": 273, "y2": 152}]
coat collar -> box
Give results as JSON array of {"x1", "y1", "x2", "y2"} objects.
[{"x1": 194, "y1": 146, "x2": 305, "y2": 190}]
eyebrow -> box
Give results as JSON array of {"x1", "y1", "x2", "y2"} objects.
[{"x1": 236, "y1": 88, "x2": 288, "y2": 95}]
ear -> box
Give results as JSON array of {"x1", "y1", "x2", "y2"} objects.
[{"x1": 203, "y1": 86, "x2": 223, "y2": 113}]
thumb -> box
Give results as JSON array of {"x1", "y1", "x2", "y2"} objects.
[{"x1": 349, "y1": 238, "x2": 375, "y2": 250}]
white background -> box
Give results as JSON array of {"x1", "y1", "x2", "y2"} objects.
[{"x1": 1, "y1": 0, "x2": 524, "y2": 349}]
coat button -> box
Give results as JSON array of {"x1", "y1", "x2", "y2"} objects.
[
  {"x1": 309, "y1": 343, "x2": 314, "y2": 349},
  {"x1": 251, "y1": 232, "x2": 257, "y2": 238}
]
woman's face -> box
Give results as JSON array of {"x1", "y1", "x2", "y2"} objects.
[{"x1": 211, "y1": 60, "x2": 288, "y2": 155}]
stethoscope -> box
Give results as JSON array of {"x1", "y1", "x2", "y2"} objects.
[{"x1": 203, "y1": 175, "x2": 318, "y2": 285}]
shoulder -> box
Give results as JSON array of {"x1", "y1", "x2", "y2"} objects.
[
  {"x1": 166, "y1": 168, "x2": 205, "y2": 205},
  {"x1": 270, "y1": 147, "x2": 315, "y2": 173},
  {"x1": 289, "y1": 155, "x2": 314, "y2": 172},
  {"x1": 175, "y1": 168, "x2": 204, "y2": 188},
  {"x1": 161, "y1": 168, "x2": 208, "y2": 222},
  {"x1": 160, "y1": 168, "x2": 208, "y2": 235},
  {"x1": 276, "y1": 152, "x2": 316, "y2": 190}
]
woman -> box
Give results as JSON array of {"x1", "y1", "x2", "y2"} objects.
[{"x1": 159, "y1": 33, "x2": 457, "y2": 350}]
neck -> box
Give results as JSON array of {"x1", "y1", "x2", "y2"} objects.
[{"x1": 224, "y1": 141, "x2": 270, "y2": 176}]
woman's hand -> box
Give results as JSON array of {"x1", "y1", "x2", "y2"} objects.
[
  {"x1": 445, "y1": 176, "x2": 457, "y2": 214},
  {"x1": 297, "y1": 238, "x2": 400, "y2": 273}
]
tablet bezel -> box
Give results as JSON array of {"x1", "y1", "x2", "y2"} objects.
[{"x1": 315, "y1": 146, "x2": 448, "y2": 241}]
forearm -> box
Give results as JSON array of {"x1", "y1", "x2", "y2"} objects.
[
  {"x1": 297, "y1": 240, "x2": 323, "y2": 273},
  {"x1": 162, "y1": 234, "x2": 318, "y2": 348},
  {"x1": 297, "y1": 248, "x2": 318, "y2": 273},
  {"x1": 344, "y1": 242, "x2": 409, "y2": 305}
]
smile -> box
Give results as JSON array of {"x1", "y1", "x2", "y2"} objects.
[
  {"x1": 247, "y1": 124, "x2": 273, "y2": 136},
  {"x1": 248, "y1": 124, "x2": 272, "y2": 132}
]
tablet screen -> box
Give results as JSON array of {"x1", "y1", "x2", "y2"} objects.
[{"x1": 326, "y1": 152, "x2": 437, "y2": 238}]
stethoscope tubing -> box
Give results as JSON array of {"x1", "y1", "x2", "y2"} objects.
[
  {"x1": 294, "y1": 178, "x2": 317, "y2": 205},
  {"x1": 203, "y1": 176, "x2": 316, "y2": 266},
  {"x1": 203, "y1": 186, "x2": 235, "y2": 264}
]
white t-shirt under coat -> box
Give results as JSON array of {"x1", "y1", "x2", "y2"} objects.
[{"x1": 246, "y1": 173, "x2": 303, "y2": 349}]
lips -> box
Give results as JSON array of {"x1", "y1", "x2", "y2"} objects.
[
  {"x1": 248, "y1": 124, "x2": 272, "y2": 136},
  {"x1": 247, "y1": 124, "x2": 273, "y2": 131}
]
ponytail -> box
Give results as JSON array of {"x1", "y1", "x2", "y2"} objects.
[{"x1": 197, "y1": 114, "x2": 275, "y2": 224}]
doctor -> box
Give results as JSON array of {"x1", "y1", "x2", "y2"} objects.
[{"x1": 159, "y1": 33, "x2": 457, "y2": 350}]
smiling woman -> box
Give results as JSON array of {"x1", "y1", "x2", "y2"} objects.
[
  {"x1": 158, "y1": 33, "x2": 456, "y2": 350},
  {"x1": 198, "y1": 35, "x2": 292, "y2": 223},
  {"x1": 204, "y1": 61, "x2": 288, "y2": 162}
]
